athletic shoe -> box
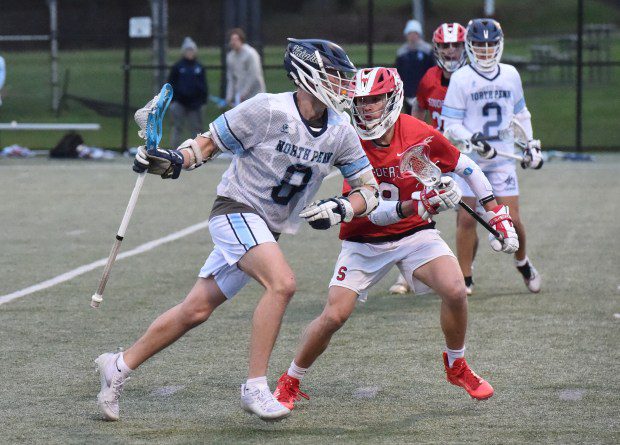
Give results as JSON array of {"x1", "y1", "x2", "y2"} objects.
[
  {"x1": 443, "y1": 352, "x2": 494, "y2": 400},
  {"x1": 240, "y1": 383, "x2": 291, "y2": 420},
  {"x1": 464, "y1": 276, "x2": 474, "y2": 296},
  {"x1": 95, "y1": 352, "x2": 129, "y2": 421},
  {"x1": 389, "y1": 274, "x2": 411, "y2": 294},
  {"x1": 517, "y1": 261, "x2": 541, "y2": 293},
  {"x1": 273, "y1": 372, "x2": 310, "y2": 410}
]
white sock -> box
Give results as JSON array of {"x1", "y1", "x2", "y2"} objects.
[
  {"x1": 287, "y1": 361, "x2": 308, "y2": 381},
  {"x1": 106, "y1": 352, "x2": 132, "y2": 379},
  {"x1": 245, "y1": 376, "x2": 269, "y2": 391},
  {"x1": 446, "y1": 347, "x2": 465, "y2": 368},
  {"x1": 515, "y1": 256, "x2": 529, "y2": 267}
]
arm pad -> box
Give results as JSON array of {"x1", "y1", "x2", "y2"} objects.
[
  {"x1": 453, "y1": 154, "x2": 495, "y2": 205},
  {"x1": 347, "y1": 170, "x2": 379, "y2": 217}
]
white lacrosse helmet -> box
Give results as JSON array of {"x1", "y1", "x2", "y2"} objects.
[
  {"x1": 351, "y1": 67, "x2": 404, "y2": 140},
  {"x1": 432, "y1": 22, "x2": 467, "y2": 73}
]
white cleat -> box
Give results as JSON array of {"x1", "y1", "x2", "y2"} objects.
[
  {"x1": 389, "y1": 274, "x2": 411, "y2": 295},
  {"x1": 95, "y1": 352, "x2": 129, "y2": 421},
  {"x1": 465, "y1": 284, "x2": 474, "y2": 296},
  {"x1": 518, "y1": 263, "x2": 541, "y2": 293},
  {"x1": 240, "y1": 384, "x2": 290, "y2": 421}
]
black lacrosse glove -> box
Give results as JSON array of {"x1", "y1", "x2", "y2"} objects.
[
  {"x1": 471, "y1": 132, "x2": 497, "y2": 160},
  {"x1": 133, "y1": 146, "x2": 184, "y2": 179}
]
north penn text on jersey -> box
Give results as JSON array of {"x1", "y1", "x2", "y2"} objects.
[{"x1": 275, "y1": 139, "x2": 334, "y2": 164}]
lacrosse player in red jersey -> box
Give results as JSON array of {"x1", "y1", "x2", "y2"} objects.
[
  {"x1": 274, "y1": 67, "x2": 520, "y2": 411},
  {"x1": 389, "y1": 22, "x2": 468, "y2": 294},
  {"x1": 442, "y1": 19, "x2": 543, "y2": 295}
]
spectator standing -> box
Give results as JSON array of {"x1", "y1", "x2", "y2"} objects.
[
  {"x1": 225, "y1": 28, "x2": 265, "y2": 108},
  {"x1": 168, "y1": 37, "x2": 208, "y2": 147},
  {"x1": 395, "y1": 20, "x2": 435, "y2": 114}
]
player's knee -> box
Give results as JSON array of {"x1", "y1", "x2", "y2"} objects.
[
  {"x1": 269, "y1": 275, "x2": 297, "y2": 302},
  {"x1": 322, "y1": 309, "x2": 350, "y2": 331},
  {"x1": 180, "y1": 294, "x2": 220, "y2": 325},
  {"x1": 442, "y1": 282, "x2": 468, "y2": 305}
]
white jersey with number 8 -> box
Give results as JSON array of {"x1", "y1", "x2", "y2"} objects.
[{"x1": 209, "y1": 92, "x2": 371, "y2": 234}]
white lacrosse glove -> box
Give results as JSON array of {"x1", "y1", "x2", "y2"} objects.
[
  {"x1": 471, "y1": 132, "x2": 497, "y2": 159},
  {"x1": 521, "y1": 139, "x2": 543, "y2": 170},
  {"x1": 414, "y1": 176, "x2": 463, "y2": 220},
  {"x1": 300, "y1": 197, "x2": 354, "y2": 230},
  {"x1": 481, "y1": 205, "x2": 519, "y2": 254},
  {"x1": 368, "y1": 199, "x2": 406, "y2": 226}
]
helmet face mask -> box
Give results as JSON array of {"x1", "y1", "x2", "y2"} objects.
[
  {"x1": 432, "y1": 23, "x2": 467, "y2": 73},
  {"x1": 351, "y1": 67, "x2": 404, "y2": 140},
  {"x1": 284, "y1": 38, "x2": 357, "y2": 113},
  {"x1": 465, "y1": 19, "x2": 504, "y2": 72}
]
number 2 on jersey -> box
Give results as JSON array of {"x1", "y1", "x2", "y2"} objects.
[
  {"x1": 271, "y1": 164, "x2": 313, "y2": 205},
  {"x1": 482, "y1": 102, "x2": 502, "y2": 137}
]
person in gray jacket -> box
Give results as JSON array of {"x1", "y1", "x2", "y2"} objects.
[{"x1": 225, "y1": 28, "x2": 266, "y2": 108}]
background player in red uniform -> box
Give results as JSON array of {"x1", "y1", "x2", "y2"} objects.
[
  {"x1": 390, "y1": 22, "x2": 468, "y2": 295},
  {"x1": 274, "y1": 68, "x2": 519, "y2": 412}
]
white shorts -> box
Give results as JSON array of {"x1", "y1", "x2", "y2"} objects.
[
  {"x1": 328, "y1": 229, "x2": 455, "y2": 300},
  {"x1": 455, "y1": 165, "x2": 519, "y2": 198},
  {"x1": 198, "y1": 213, "x2": 276, "y2": 299}
]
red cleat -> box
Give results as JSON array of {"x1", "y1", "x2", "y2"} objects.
[
  {"x1": 443, "y1": 352, "x2": 494, "y2": 400},
  {"x1": 273, "y1": 372, "x2": 309, "y2": 410}
]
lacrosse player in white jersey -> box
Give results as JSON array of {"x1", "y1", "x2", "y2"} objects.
[
  {"x1": 94, "y1": 38, "x2": 380, "y2": 422},
  {"x1": 441, "y1": 19, "x2": 543, "y2": 295}
]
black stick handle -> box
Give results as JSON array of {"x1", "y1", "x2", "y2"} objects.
[{"x1": 459, "y1": 201, "x2": 502, "y2": 240}]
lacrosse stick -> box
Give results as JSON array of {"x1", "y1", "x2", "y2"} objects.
[
  {"x1": 444, "y1": 119, "x2": 525, "y2": 162},
  {"x1": 90, "y1": 83, "x2": 173, "y2": 309},
  {"x1": 398, "y1": 143, "x2": 502, "y2": 240}
]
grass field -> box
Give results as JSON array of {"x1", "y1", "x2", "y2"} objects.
[
  {"x1": 1, "y1": 35, "x2": 619, "y2": 150},
  {"x1": 0, "y1": 154, "x2": 619, "y2": 444}
]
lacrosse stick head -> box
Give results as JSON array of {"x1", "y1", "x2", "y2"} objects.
[
  {"x1": 509, "y1": 118, "x2": 528, "y2": 149},
  {"x1": 134, "y1": 83, "x2": 173, "y2": 149},
  {"x1": 398, "y1": 138, "x2": 442, "y2": 187}
]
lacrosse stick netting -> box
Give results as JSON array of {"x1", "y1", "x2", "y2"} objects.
[
  {"x1": 90, "y1": 84, "x2": 173, "y2": 309},
  {"x1": 398, "y1": 138, "x2": 441, "y2": 187},
  {"x1": 398, "y1": 140, "x2": 502, "y2": 239}
]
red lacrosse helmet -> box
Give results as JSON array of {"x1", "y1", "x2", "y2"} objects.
[
  {"x1": 351, "y1": 67, "x2": 404, "y2": 140},
  {"x1": 432, "y1": 22, "x2": 467, "y2": 73}
]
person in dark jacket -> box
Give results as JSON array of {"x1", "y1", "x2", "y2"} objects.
[
  {"x1": 395, "y1": 20, "x2": 435, "y2": 114},
  {"x1": 168, "y1": 37, "x2": 208, "y2": 147}
]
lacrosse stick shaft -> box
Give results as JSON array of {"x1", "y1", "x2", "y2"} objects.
[
  {"x1": 458, "y1": 201, "x2": 502, "y2": 239},
  {"x1": 90, "y1": 172, "x2": 146, "y2": 308}
]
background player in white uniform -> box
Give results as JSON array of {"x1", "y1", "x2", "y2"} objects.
[
  {"x1": 441, "y1": 19, "x2": 543, "y2": 295},
  {"x1": 94, "y1": 38, "x2": 380, "y2": 422},
  {"x1": 273, "y1": 68, "x2": 519, "y2": 412}
]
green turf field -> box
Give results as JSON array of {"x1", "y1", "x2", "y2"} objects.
[{"x1": 0, "y1": 154, "x2": 618, "y2": 444}]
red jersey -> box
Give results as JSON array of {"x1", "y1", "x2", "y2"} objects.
[
  {"x1": 339, "y1": 114, "x2": 460, "y2": 243},
  {"x1": 416, "y1": 66, "x2": 449, "y2": 130}
]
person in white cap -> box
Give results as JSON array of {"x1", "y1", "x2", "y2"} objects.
[
  {"x1": 167, "y1": 37, "x2": 208, "y2": 147},
  {"x1": 395, "y1": 19, "x2": 435, "y2": 114}
]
